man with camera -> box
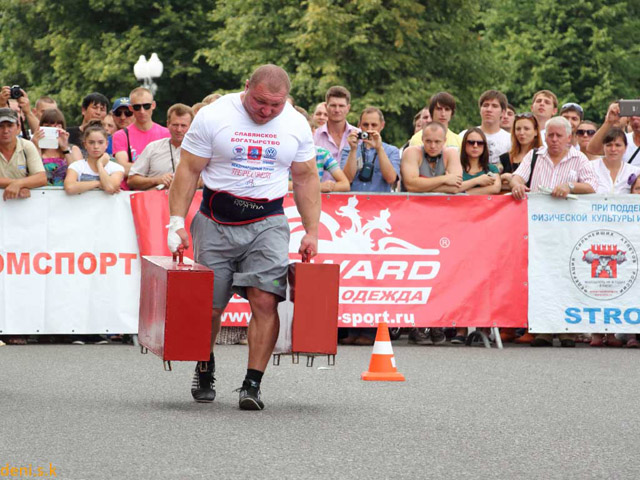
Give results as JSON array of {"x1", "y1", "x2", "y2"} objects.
[
  {"x1": 338, "y1": 107, "x2": 400, "y2": 346},
  {"x1": 1, "y1": 86, "x2": 39, "y2": 138},
  {"x1": 0, "y1": 108, "x2": 46, "y2": 200},
  {"x1": 341, "y1": 107, "x2": 400, "y2": 192}
]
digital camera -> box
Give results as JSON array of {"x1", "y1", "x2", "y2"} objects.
[
  {"x1": 357, "y1": 131, "x2": 369, "y2": 140},
  {"x1": 10, "y1": 85, "x2": 23, "y2": 99}
]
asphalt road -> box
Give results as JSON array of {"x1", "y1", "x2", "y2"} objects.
[{"x1": 2, "y1": 340, "x2": 639, "y2": 480}]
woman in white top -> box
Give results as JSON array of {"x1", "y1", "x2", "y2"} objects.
[
  {"x1": 593, "y1": 127, "x2": 640, "y2": 195},
  {"x1": 64, "y1": 120, "x2": 124, "y2": 195}
]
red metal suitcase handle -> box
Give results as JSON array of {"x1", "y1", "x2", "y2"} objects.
[
  {"x1": 302, "y1": 250, "x2": 311, "y2": 263},
  {"x1": 172, "y1": 247, "x2": 188, "y2": 267}
]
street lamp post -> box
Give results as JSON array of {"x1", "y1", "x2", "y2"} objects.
[{"x1": 133, "y1": 53, "x2": 163, "y2": 96}]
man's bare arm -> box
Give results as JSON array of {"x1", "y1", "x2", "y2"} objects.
[
  {"x1": 290, "y1": 158, "x2": 321, "y2": 257},
  {"x1": 169, "y1": 150, "x2": 209, "y2": 218}
]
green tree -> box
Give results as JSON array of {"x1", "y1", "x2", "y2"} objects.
[
  {"x1": 0, "y1": 0, "x2": 232, "y2": 124},
  {"x1": 485, "y1": 0, "x2": 640, "y2": 121},
  {"x1": 199, "y1": 0, "x2": 500, "y2": 144}
]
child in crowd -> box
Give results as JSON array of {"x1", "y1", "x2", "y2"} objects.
[{"x1": 64, "y1": 121, "x2": 124, "y2": 195}]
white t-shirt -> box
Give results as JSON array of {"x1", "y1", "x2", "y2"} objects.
[
  {"x1": 459, "y1": 127, "x2": 511, "y2": 165},
  {"x1": 623, "y1": 132, "x2": 640, "y2": 165},
  {"x1": 68, "y1": 159, "x2": 124, "y2": 182},
  {"x1": 181, "y1": 92, "x2": 316, "y2": 200},
  {"x1": 593, "y1": 158, "x2": 640, "y2": 194}
]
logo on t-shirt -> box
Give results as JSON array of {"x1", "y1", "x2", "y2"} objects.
[
  {"x1": 264, "y1": 147, "x2": 277, "y2": 159},
  {"x1": 232, "y1": 146, "x2": 245, "y2": 159},
  {"x1": 248, "y1": 146, "x2": 262, "y2": 160}
]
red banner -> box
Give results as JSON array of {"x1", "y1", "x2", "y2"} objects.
[{"x1": 130, "y1": 192, "x2": 528, "y2": 328}]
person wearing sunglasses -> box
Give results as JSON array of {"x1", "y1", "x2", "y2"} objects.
[
  {"x1": 575, "y1": 121, "x2": 601, "y2": 160},
  {"x1": 66, "y1": 92, "x2": 110, "y2": 153},
  {"x1": 111, "y1": 87, "x2": 169, "y2": 178},
  {"x1": 110, "y1": 97, "x2": 134, "y2": 132},
  {"x1": 459, "y1": 128, "x2": 501, "y2": 194},
  {"x1": 587, "y1": 101, "x2": 640, "y2": 166}
]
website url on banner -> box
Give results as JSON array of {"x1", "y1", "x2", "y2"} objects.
[
  {"x1": 0, "y1": 463, "x2": 57, "y2": 477},
  {"x1": 339, "y1": 311, "x2": 415, "y2": 326}
]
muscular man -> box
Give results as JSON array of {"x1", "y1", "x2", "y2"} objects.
[
  {"x1": 168, "y1": 65, "x2": 320, "y2": 410},
  {"x1": 402, "y1": 121, "x2": 462, "y2": 194}
]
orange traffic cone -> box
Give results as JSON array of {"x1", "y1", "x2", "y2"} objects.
[{"x1": 361, "y1": 322, "x2": 405, "y2": 381}]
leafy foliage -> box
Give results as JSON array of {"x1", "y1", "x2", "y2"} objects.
[
  {"x1": 484, "y1": 0, "x2": 640, "y2": 122},
  {"x1": 1, "y1": 0, "x2": 638, "y2": 142}
]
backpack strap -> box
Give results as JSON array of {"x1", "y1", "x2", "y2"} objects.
[{"x1": 124, "y1": 127, "x2": 133, "y2": 163}]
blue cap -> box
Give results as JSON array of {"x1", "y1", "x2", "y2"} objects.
[{"x1": 112, "y1": 97, "x2": 130, "y2": 112}]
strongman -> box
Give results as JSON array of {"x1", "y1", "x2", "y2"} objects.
[{"x1": 167, "y1": 65, "x2": 320, "y2": 410}]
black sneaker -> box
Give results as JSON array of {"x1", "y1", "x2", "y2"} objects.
[
  {"x1": 430, "y1": 328, "x2": 447, "y2": 345},
  {"x1": 237, "y1": 379, "x2": 264, "y2": 410},
  {"x1": 191, "y1": 355, "x2": 216, "y2": 403},
  {"x1": 408, "y1": 328, "x2": 432, "y2": 345}
]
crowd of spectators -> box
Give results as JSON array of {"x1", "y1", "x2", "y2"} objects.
[{"x1": 1, "y1": 81, "x2": 639, "y2": 348}]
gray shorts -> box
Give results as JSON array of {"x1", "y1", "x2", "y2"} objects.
[{"x1": 190, "y1": 212, "x2": 290, "y2": 310}]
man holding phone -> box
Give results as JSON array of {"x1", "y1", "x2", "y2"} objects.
[{"x1": 587, "y1": 101, "x2": 640, "y2": 165}]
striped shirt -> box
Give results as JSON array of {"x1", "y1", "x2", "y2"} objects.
[{"x1": 513, "y1": 146, "x2": 598, "y2": 193}]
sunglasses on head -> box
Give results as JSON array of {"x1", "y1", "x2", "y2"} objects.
[
  {"x1": 577, "y1": 129, "x2": 596, "y2": 136},
  {"x1": 515, "y1": 113, "x2": 534, "y2": 119},
  {"x1": 466, "y1": 140, "x2": 485, "y2": 146},
  {"x1": 113, "y1": 109, "x2": 133, "y2": 117},
  {"x1": 131, "y1": 103, "x2": 152, "y2": 111}
]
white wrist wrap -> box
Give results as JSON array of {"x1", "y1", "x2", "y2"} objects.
[{"x1": 167, "y1": 216, "x2": 185, "y2": 253}]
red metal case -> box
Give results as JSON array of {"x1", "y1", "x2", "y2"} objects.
[
  {"x1": 289, "y1": 262, "x2": 340, "y2": 355},
  {"x1": 138, "y1": 255, "x2": 214, "y2": 366}
]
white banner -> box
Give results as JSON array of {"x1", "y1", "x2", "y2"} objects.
[
  {"x1": 0, "y1": 190, "x2": 140, "y2": 334},
  {"x1": 529, "y1": 194, "x2": 640, "y2": 333}
]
